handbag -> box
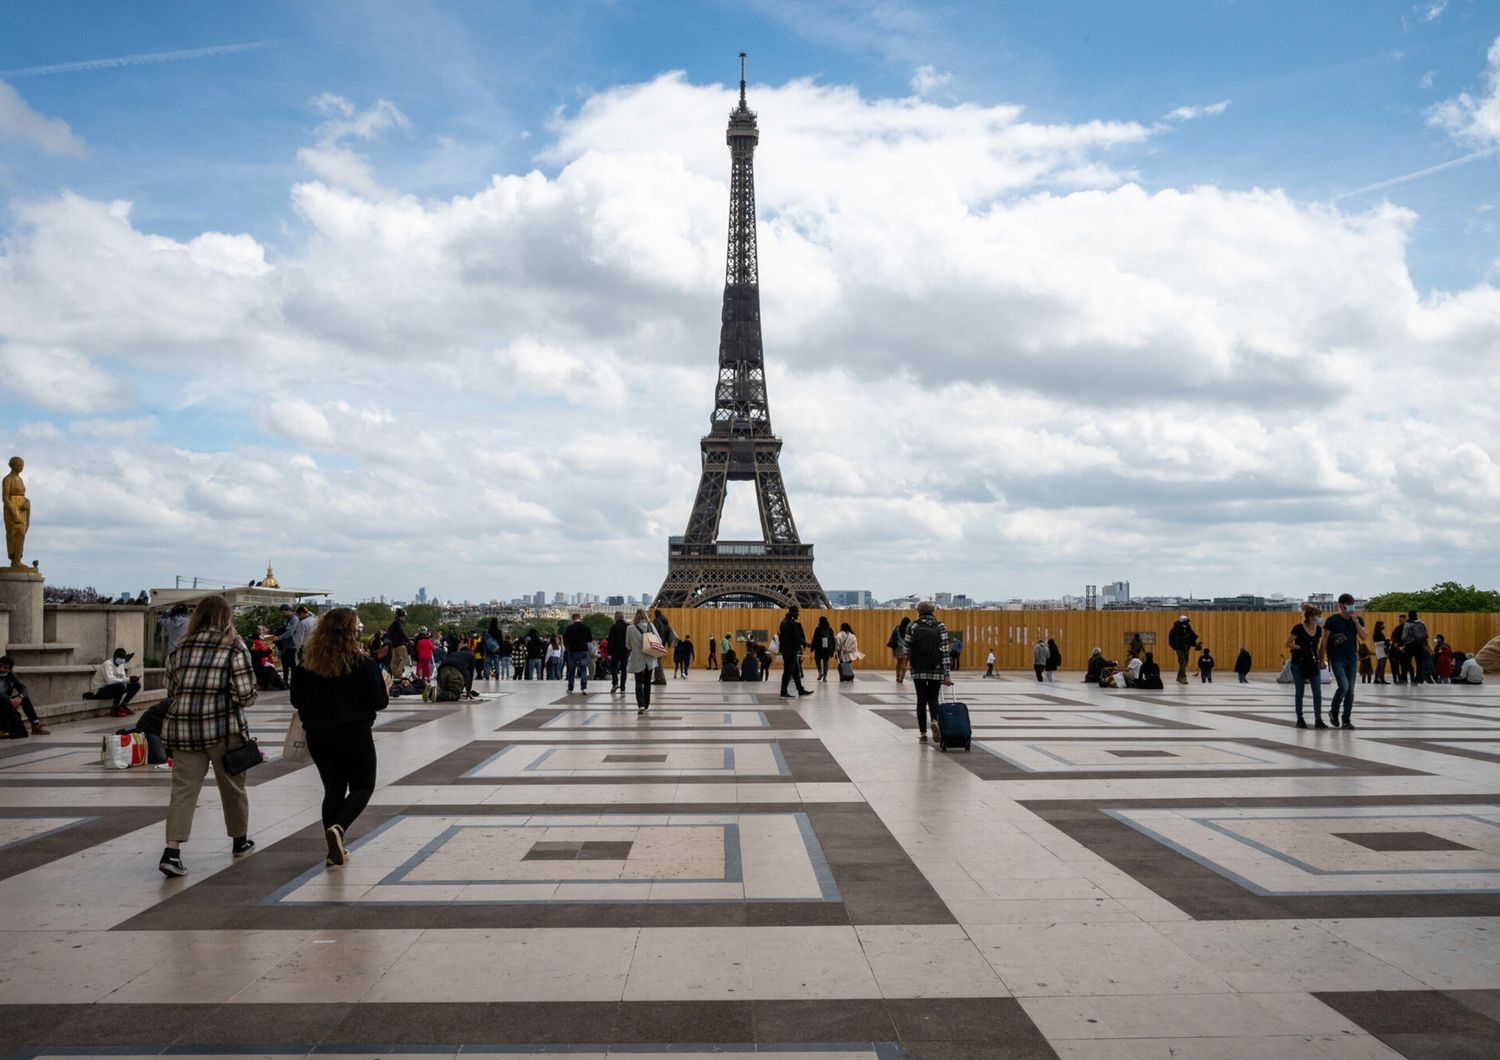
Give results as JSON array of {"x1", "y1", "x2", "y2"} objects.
[
  {"x1": 222, "y1": 736, "x2": 265, "y2": 776},
  {"x1": 641, "y1": 630, "x2": 668, "y2": 659},
  {"x1": 281, "y1": 710, "x2": 311, "y2": 764}
]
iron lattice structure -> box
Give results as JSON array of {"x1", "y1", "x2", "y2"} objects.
[{"x1": 654, "y1": 56, "x2": 828, "y2": 609}]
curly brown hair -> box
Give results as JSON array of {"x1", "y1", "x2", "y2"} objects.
[{"x1": 300, "y1": 607, "x2": 365, "y2": 677}]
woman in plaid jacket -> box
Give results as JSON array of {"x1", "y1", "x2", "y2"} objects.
[{"x1": 159, "y1": 594, "x2": 258, "y2": 877}]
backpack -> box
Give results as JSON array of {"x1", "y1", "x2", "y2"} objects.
[
  {"x1": 435, "y1": 663, "x2": 467, "y2": 702},
  {"x1": 906, "y1": 621, "x2": 944, "y2": 671}
]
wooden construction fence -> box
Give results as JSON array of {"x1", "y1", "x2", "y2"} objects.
[{"x1": 652, "y1": 607, "x2": 1500, "y2": 674}]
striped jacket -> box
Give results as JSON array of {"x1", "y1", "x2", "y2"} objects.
[{"x1": 164, "y1": 630, "x2": 257, "y2": 752}]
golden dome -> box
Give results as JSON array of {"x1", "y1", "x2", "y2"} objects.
[{"x1": 261, "y1": 563, "x2": 281, "y2": 589}]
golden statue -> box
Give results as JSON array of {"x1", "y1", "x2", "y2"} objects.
[{"x1": 3, "y1": 456, "x2": 33, "y2": 569}]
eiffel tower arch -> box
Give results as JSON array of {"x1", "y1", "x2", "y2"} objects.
[{"x1": 654, "y1": 55, "x2": 829, "y2": 610}]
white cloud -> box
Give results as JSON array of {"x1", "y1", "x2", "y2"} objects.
[
  {"x1": 1, "y1": 71, "x2": 1498, "y2": 599},
  {"x1": 296, "y1": 94, "x2": 411, "y2": 199},
  {"x1": 1429, "y1": 36, "x2": 1500, "y2": 146},
  {"x1": 1163, "y1": 100, "x2": 1231, "y2": 122},
  {"x1": 0, "y1": 80, "x2": 85, "y2": 157},
  {"x1": 1419, "y1": 70, "x2": 1436, "y2": 90},
  {"x1": 909, "y1": 64, "x2": 952, "y2": 96}
]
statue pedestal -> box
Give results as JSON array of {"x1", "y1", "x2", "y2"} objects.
[{"x1": 0, "y1": 568, "x2": 44, "y2": 649}]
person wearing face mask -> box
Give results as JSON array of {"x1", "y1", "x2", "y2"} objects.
[
  {"x1": 84, "y1": 648, "x2": 142, "y2": 716},
  {"x1": 1322, "y1": 594, "x2": 1368, "y2": 729}
]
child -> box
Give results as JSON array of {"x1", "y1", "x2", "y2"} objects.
[
  {"x1": 1197, "y1": 647, "x2": 1215, "y2": 683},
  {"x1": 984, "y1": 649, "x2": 996, "y2": 678},
  {"x1": 1359, "y1": 642, "x2": 1374, "y2": 684},
  {"x1": 1233, "y1": 646, "x2": 1251, "y2": 683}
]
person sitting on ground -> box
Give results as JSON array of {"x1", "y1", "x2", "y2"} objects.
[
  {"x1": 84, "y1": 648, "x2": 142, "y2": 716},
  {"x1": 1137, "y1": 651, "x2": 1164, "y2": 690},
  {"x1": 1434, "y1": 635, "x2": 1454, "y2": 683},
  {"x1": 740, "y1": 644, "x2": 761, "y2": 682},
  {"x1": 1456, "y1": 653, "x2": 1485, "y2": 685},
  {"x1": 0, "y1": 655, "x2": 49, "y2": 737},
  {"x1": 1084, "y1": 648, "x2": 1114, "y2": 685},
  {"x1": 1123, "y1": 652, "x2": 1145, "y2": 688},
  {"x1": 719, "y1": 648, "x2": 740, "y2": 682},
  {"x1": 248, "y1": 630, "x2": 286, "y2": 690}
]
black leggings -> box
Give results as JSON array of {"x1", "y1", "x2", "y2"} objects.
[
  {"x1": 634, "y1": 668, "x2": 653, "y2": 710},
  {"x1": 914, "y1": 678, "x2": 942, "y2": 731},
  {"x1": 305, "y1": 723, "x2": 377, "y2": 833}
]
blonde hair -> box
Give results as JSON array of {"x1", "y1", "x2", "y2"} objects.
[
  {"x1": 1301, "y1": 602, "x2": 1321, "y2": 619},
  {"x1": 301, "y1": 608, "x2": 364, "y2": 677},
  {"x1": 633, "y1": 608, "x2": 648, "y2": 623},
  {"x1": 184, "y1": 594, "x2": 237, "y2": 645}
]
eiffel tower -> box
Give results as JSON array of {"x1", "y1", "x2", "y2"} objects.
[{"x1": 654, "y1": 55, "x2": 829, "y2": 609}]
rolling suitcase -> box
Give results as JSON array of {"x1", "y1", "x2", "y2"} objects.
[{"x1": 930, "y1": 688, "x2": 972, "y2": 752}]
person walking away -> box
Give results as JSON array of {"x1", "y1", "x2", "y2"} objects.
[
  {"x1": 563, "y1": 613, "x2": 593, "y2": 693},
  {"x1": 1168, "y1": 615, "x2": 1201, "y2": 685},
  {"x1": 906, "y1": 602, "x2": 951, "y2": 744},
  {"x1": 678, "y1": 634, "x2": 695, "y2": 677},
  {"x1": 511, "y1": 634, "x2": 528, "y2": 681},
  {"x1": 483, "y1": 619, "x2": 504, "y2": 680},
  {"x1": 385, "y1": 609, "x2": 412, "y2": 679},
  {"x1": 835, "y1": 622, "x2": 859, "y2": 682},
  {"x1": 1372, "y1": 621, "x2": 1390, "y2": 684},
  {"x1": 1045, "y1": 638, "x2": 1061, "y2": 682},
  {"x1": 275, "y1": 604, "x2": 298, "y2": 685},
  {"x1": 158, "y1": 594, "x2": 257, "y2": 877},
  {"x1": 707, "y1": 635, "x2": 718, "y2": 671},
  {"x1": 292, "y1": 608, "x2": 389, "y2": 866},
  {"x1": 984, "y1": 648, "x2": 996, "y2": 678},
  {"x1": 1435, "y1": 635, "x2": 1454, "y2": 682},
  {"x1": 1234, "y1": 646, "x2": 1252, "y2": 683},
  {"x1": 1197, "y1": 647, "x2": 1215, "y2": 682},
  {"x1": 1389, "y1": 617, "x2": 1409, "y2": 684},
  {"x1": 525, "y1": 628, "x2": 545, "y2": 680},
  {"x1": 1285, "y1": 603, "x2": 1327, "y2": 729},
  {"x1": 0, "y1": 655, "x2": 49, "y2": 736},
  {"x1": 608, "y1": 612, "x2": 629, "y2": 693},
  {"x1": 496, "y1": 633, "x2": 512, "y2": 680},
  {"x1": 1323, "y1": 594, "x2": 1367, "y2": 728},
  {"x1": 1032, "y1": 638, "x2": 1048, "y2": 682},
  {"x1": 811, "y1": 617, "x2": 836, "y2": 682},
  {"x1": 652, "y1": 610, "x2": 676, "y2": 687},
  {"x1": 1358, "y1": 642, "x2": 1373, "y2": 684},
  {"x1": 1403, "y1": 611, "x2": 1433, "y2": 684},
  {"x1": 86, "y1": 648, "x2": 142, "y2": 716},
  {"x1": 777, "y1": 606, "x2": 813, "y2": 698},
  {"x1": 413, "y1": 628, "x2": 435, "y2": 681},
  {"x1": 889, "y1": 616, "x2": 911, "y2": 684},
  {"x1": 626, "y1": 609, "x2": 660, "y2": 713}
]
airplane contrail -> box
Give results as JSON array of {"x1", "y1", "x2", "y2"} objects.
[
  {"x1": 1332, "y1": 146, "x2": 1500, "y2": 201},
  {"x1": 0, "y1": 40, "x2": 278, "y2": 78}
]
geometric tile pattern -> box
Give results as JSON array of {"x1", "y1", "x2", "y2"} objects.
[{"x1": 461, "y1": 743, "x2": 791, "y2": 778}]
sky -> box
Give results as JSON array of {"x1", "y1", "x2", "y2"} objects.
[{"x1": 1, "y1": 0, "x2": 1498, "y2": 604}]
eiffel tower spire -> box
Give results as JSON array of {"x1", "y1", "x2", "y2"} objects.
[{"x1": 654, "y1": 55, "x2": 829, "y2": 609}]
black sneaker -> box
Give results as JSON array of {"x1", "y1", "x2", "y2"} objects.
[
  {"x1": 325, "y1": 824, "x2": 347, "y2": 866},
  {"x1": 1342, "y1": 721, "x2": 1356, "y2": 730},
  {"x1": 919, "y1": 732, "x2": 929, "y2": 743},
  {"x1": 798, "y1": 690, "x2": 814, "y2": 697},
  {"x1": 232, "y1": 837, "x2": 256, "y2": 857},
  {"x1": 1314, "y1": 720, "x2": 1328, "y2": 729},
  {"x1": 159, "y1": 850, "x2": 187, "y2": 877},
  {"x1": 1295, "y1": 719, "x2": 1308, "y2": 729}
]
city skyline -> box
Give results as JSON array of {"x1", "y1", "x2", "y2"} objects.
[{"x1": 3, "y1": 3, "x2": 1498, "y2": 602}]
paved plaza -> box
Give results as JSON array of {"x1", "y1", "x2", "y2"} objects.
[{"x1": 1, "y1": 673, "x2": 1498, "y2": 1058}]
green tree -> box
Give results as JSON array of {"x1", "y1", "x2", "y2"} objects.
[
  {"x1": 584, "y1": 613, "x2": 614, "y2": 638},
  {"x1": 402, "y1": 603, "x2": 441, "y2": 631},
  {"x1": 234, "y1": 605, "x2": 292, "y2": 640},
  {"x1": 355, "y1": 601, "x2": 394, "y2": 630},
  {"x1": 1365, "y1": 582, "x2": 1500, "y2": 613}
]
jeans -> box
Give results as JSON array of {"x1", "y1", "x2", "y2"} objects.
[
  {"x1": 1238, "y1": 673, "x2": 1249, "y2": 683},
  {"x1": 1329, "y1": 655, "x2": 1357, "y2": 722},
  {"x1": 815, "y1": 654, "x2": 831, "y2": 680},
  {"x1": 1034, "y1": 665, "x2": 1044, "y2": 681},
  {"x1": 483, "y1": 654, "x2": 500, "y2": 679},
  {"x1": 95, "y1": 680, "x2": 140, "y2": 711},
  {"x1": 1291, "y1": 661, "x2": 1323, "y2": 722},
  {"x1": 498, "y1": 656, "x2": 511, "y2": 679},
  {"x1": 305, "y1": 722, "x2": 377, "y2": 833},
  {"x1": 1200, "y1": 669, "x2": 1212, "y2": 682},
  {"x1": 634, "y1": 668, "x2": 653, "y2": 710},
  {"x1": 914, "y1": 678, "x2": 942, "y2": 733},
  {"x1": 779, "y1": 654, "x2": 808, "y2": 695},
  {"x1": 565, "y1": 650, "x2": 590, "y2": 692},
  {"x1": 526, "y1": 658, "x2": 542, "y2": 680}
]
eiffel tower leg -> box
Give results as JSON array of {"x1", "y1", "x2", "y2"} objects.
[{"x1": 684, "y1": 451, "x2": 728, "y2": 544}]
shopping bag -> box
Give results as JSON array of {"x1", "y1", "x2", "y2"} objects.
[
  {"x1": 101, "y1": 732, "x2": 146, "y2": 769},
  {"x1": 281, "y1": 710, "x2": 311, "y2": 764}
]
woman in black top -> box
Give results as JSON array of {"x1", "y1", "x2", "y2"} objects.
[
  {"x1": 1371, "y1": 621, "x2": 1389, "y2": 684},
  {"x1": 291, "y1": 608, "x2": 390, "y2": 866},
  {"x1": 1284, "y1": 603, "x2": 1325, "y2": 728},
  {"x1": 811, "y1": 616, "x2": 836, "y2": 682}
]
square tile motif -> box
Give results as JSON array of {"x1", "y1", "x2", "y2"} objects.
[
  {"x1": 869, "y1": 707, "x2": 1203, "y2": 732},
  {"x1": 266, "y1": 812, "x2": 841, "y2": 905},
  {"x1": 461, "y1": 743, "x2": 790, "y2": 779},
  {"x1": 1106, "y1": 804, "x2": 1500, "y2": 896},
  {"x1": 542, "y1": 709, "x2": 774, "y2": 729}
]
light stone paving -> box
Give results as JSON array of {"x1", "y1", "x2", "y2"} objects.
[{"x1": 0, "y1": 671, "x2": 1496, "y2": 1057}]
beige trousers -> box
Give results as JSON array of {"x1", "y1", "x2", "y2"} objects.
[
  {"x1": 166, "y1": 735, "x2": 250, "y2": 842},
  {"x1": 391, "y1": 644, "x2": 411, "y2": 678}
]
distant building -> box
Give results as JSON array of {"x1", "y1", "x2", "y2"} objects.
[
  {"x1": 826, "y1": 590, "x2": 874, "y2": 607},
  {"x1": 532, "y1": 591, "x2": 546, "y2": 606},
  {"x1": 607, "y1": 595, "x2": 625, "y2": 607},
  {"x1": 1101, "y1": 581, "x2": 1130, "y2": 606},
  {"x1": 933, "y1": 592, "x2": 953, "y2": 607},
  {"x1": 416, "y1": 586, "x2": 427, "y2": 604}
]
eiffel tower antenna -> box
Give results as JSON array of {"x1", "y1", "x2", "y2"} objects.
[{"x1": 653, "y1": 54, "x2": 829, "y2": 609}]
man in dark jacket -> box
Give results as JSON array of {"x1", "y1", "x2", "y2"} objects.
[
  {"x1": 652, "y1": 610, "x2": 675, "y2": 686},
  {"x1": 607, "y1": 612, "x2": 629, "y2": 693},
  {"x1": 0, "y1": 655, "x2": 48, "y2": 737},
  {"x1": 562, "y1": 613, "x2": 593, "y2": 693},
  {"x1": 777, "y1": 606, "x2": 812, "y2": 698},
  {"x1": 386, "y1": 609, "x2": 412, "y2": 679},
  {"x1": 275, "y1": 604, "x2": 298, "y2": 685},
  {"x1": 1167, "y1": 616, "x2": 1200, "y2": 685}
]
